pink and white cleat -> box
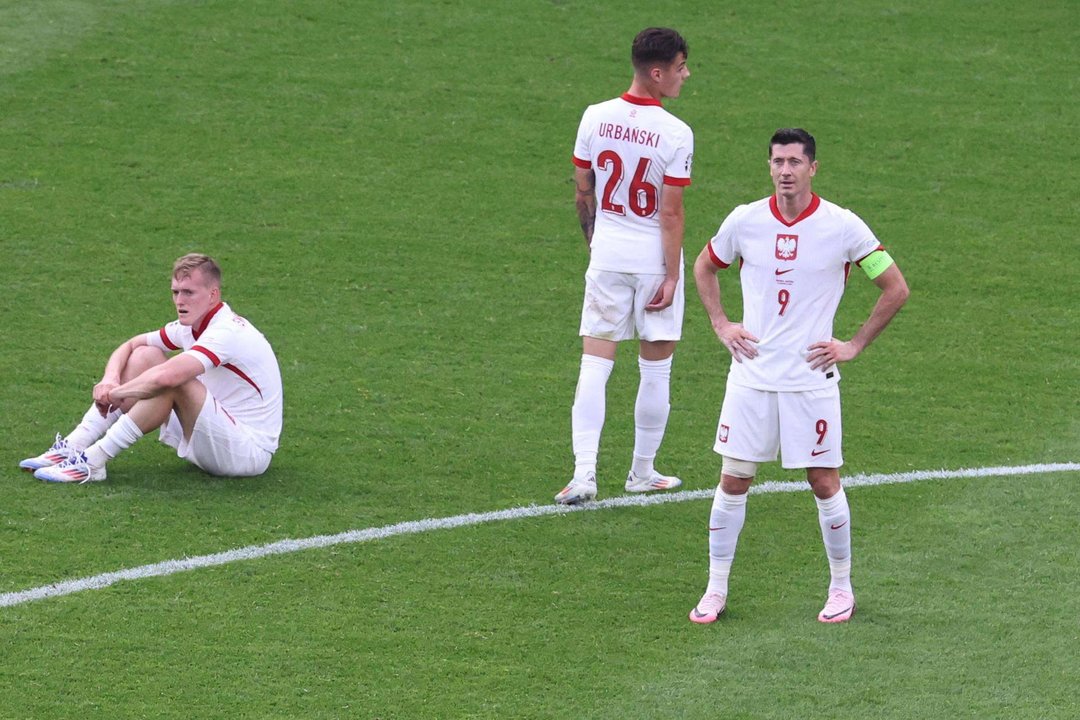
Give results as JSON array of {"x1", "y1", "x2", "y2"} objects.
[
  {"x1": 555, "y1": 473, "x2": 597, "y2": 505},
  {"x1": 33, "y1": 450, "x2": 106, "y2": 484},
  {"x1": 625, "y1": 470, "x2": 682, "y2": 493},
  {"x1": 818, "y1": 589, "x2": 856, "y2": 623},
  {"x1": 19, "y1": 433, "x2": 74, "y2": 471},
  {"x1": 689, "y1": 593, "x2": 727, "y2": 624}
]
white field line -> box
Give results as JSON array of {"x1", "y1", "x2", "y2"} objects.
[{"x1": 2, "y1": 462, "x2": 1077, "y2": 609}]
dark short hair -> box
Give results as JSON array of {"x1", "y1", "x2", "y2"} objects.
[
  {"x1": 631, "y1": 28, "x2": 688, "y2": 71},
  {"x1": 769, "y1": 128, "x2": 817, "y2": 161}
]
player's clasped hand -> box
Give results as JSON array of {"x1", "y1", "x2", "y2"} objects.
[
  {"x1": 92, "y1": 381, "x2": 118, "y2": 417},
  {"x1": 806, "y1": 338, "x2": 859, "y2": 370},
  {"x1": 717, "y1": 321, "x2": 759, "y2": 363}
]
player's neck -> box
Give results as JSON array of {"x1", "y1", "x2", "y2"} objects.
[
  {"x1": 625, "y1": 80, "x2": 662, "y2": 103},
  {"x1": 775, "y1": 191, "x2": 813, "y2": 223}
]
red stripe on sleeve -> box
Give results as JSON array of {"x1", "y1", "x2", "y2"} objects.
[
  {"x1": 192, "y1": 345, "x2": 221, "y2": 366},
  {"x1": 663, "y1": 175, "x2": 692, "y2": 187},
  {"x1": 707, "y1": 244, "x2": 730, "y2": 269},
  {"x1": 572, "y1": 155, "x2": 591, "y2": 169},
  {"x1": 158, "y1": 327, "x2": 180, "y2": 351}
]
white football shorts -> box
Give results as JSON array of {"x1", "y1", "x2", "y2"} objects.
[
  {"x1": 579, "y1": 267, "x2": 684, "y2": 342},
  {"x1": 713, "y1": 380, "x2": 843, "y2": 469},
  {"x1": 159, "y1": 388, "x2": 273, "y2": 477}
]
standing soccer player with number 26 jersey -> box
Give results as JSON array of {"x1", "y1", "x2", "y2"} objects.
[
  {"x1": 555, "y1": 28, "x2": 694, "y2": 505},
  {"x1": 689, "y1": 128, "x2": 909, "y2": 624}
]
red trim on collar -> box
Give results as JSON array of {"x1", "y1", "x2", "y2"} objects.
[
  {"x1": 192, "y1": 302, "x2": 224, "y2": 340},
  {"x1": 769, "y1": 193, "x2": 821, "y2": 227},
  {"x1": 620, "y1": 93, "x2": 662, "y2": 107}
]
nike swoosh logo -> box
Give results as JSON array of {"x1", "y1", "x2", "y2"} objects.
[
  {"x1": 810, "y1": 449, "x2": 829, "y2": 456},
  {"x1": 830, "y1": 521, "x2": 848, "y2": 530},
  {"x1": 708, "y1": 527, "x2": 727, "y2": 531},
  {"x1": 775, "y1": 269, "x2": 794, "y2": 275}
]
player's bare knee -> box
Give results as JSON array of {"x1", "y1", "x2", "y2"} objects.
[
  {"x1": 807, "y1": 467, "x2": 841, "y2": 498},
  {"x1": 122, "y1": 345, "x2": 168, "y2": 381}
]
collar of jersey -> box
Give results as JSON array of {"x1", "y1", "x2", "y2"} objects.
[
  {"x1": 193, "y1": 302, "x2": 225, "y2": 340},
  {"x1": 770, "y1": 193, "x2": 821, "y2": 227},
  {"x1": 620, "y1": 93, "x2": 662, "y2": 107}
]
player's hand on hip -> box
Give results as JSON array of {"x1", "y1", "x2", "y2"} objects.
[
  {"x1": 807, "y1": 338, "x2": 858, "y2": 370},
  {"x1": 717, "y1": 322, "x2": 759, "y2": 363},
  {"x1": 645, "y1": 278, "x2": 677, "y2": 311}
]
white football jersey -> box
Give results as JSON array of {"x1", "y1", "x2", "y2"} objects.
[
  {"x1": 573, "y1": 93, "x2": 693, "y2": 274},
  {"x1": 146, "y1": 302, "x2": 284, "y2": 453},
  {"x1": 706, "y1": 194, "x2": 883, "y2": 391}
]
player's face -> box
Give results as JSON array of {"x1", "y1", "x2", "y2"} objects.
[
  {"x1": 171, "y1": 269, "x2": 220, "y2": 327},
  {"x1": 769, "y1": 144, "x2": 818, "y2": 199},
  {"x1": 656, "y1": 53, "x2": 690, "y2": 98}
]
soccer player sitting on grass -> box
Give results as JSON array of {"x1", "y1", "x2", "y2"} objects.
[{"x1": 20, "y1": 253, "x2": 283, "y2": 483}]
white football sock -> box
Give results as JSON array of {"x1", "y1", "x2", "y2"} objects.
[
  {"x1": 815, "y1": 488, "x2": 853, "y2": 593},
  {"x1": 85, "y1": 413, "x2": 145, "y2": 468},
  {"x1": 571, "y1": 354, "x2": 614, "y2": 479},
  {"x1": 65, "y1": 405, "x2": 122, "y2": 452},
  {"x1": 631, "y1": 355, "x2": 672, "y2": 478},
  {"x1": 706, "y1": 488, "x2": 747, "y2": 597}
]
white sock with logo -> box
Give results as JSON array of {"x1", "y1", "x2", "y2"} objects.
[
  {"x1": 631, "y1": 355, "x2": 672, "y2": 478},
  {"x1": 571, "y1": 354, "x2": 614, "y2": 480},
  {"x1": 815, "y1": 488, "x2": 853, "y2": 593},
  {"x1": 706, "y1": 488, "x2": 747, "y2": 596}
]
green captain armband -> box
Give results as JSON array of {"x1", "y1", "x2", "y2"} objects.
[{"x1": 860, "y1": 250, "x2": 894, "y2": 280}]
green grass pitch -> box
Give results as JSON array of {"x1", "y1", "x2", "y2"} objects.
[{"x1": 0, "y1": 1, "x2": 1077, "y2": 717}]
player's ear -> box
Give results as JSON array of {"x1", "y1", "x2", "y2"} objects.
[{"x1": 809, "y1": 160, "x2": 818, "y2": 177}]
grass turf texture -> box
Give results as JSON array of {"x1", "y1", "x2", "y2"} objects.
[{"x1": 1, "y1": 0, "x2": 1077, "y2": 717}]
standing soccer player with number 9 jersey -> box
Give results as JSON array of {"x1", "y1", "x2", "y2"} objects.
[
  {"x1": 689, "y1": 128, "x2": 910, "y2": 624},
  {"x1": 555, "y1": 28, "x2": 694, "y2": 505}
]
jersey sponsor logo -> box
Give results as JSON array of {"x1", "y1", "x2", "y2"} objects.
[
  {"x1": 775, "y1": 234, "x2": 798, "y2": 261},
  {"x1": 597, "y1": 122, "x2": 661, "y2": 148},
  {"x1": 810, "y1": 448, "x2": 830, "y2": 457},
  {"x1": 718, "y1": 424, "x2": 729, "y2": 443}
]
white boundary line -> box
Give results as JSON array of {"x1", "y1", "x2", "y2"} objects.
[{"x1": 2, "y1": 462, "x2": 1076, "y2": 609}]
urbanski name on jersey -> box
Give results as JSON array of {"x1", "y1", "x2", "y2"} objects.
[{"x1": 597, "y1": 123, "x2": 661, "y2": 148}]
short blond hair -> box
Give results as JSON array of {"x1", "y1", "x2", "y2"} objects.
[{"x1": 172, "y1": 253, "x2": 221, "y2": 286}]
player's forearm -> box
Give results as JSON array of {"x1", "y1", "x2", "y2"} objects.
[
  {"x1": 575, "y1": 193, "x2": 596, "y2": 245},
  {"x1": 693, "y1": 249, "x2": 730, "y2": 328},
  {"x1": 110, "y1": 366, "x2": 169, "y2": 402},
  {"x1": 574, "y1": 168, "x2": 597, "y2": 246},
  {"x1": 659, "y1": 207, "x2": 684, "y2": 281},
  {"x1": 100, "y1": 337, "x2": 142, "y2": 384},
  {"x1": 849, "y1": 281, "x2": 909, "y2": 354}
]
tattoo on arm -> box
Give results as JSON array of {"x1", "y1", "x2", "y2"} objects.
[{"x1": 575, "y1": 171, "x2": 596, "y2": 245}]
